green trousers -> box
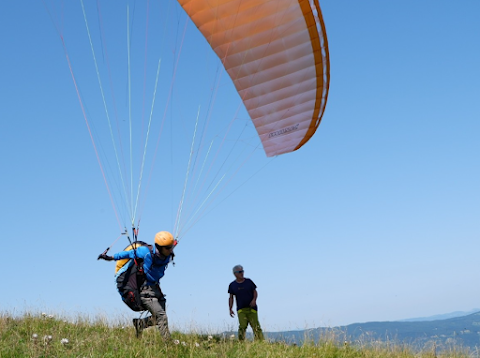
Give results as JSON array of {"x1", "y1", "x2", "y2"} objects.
[{"x1": 237, "y1": 308, "x2": 264, "y2": 341}]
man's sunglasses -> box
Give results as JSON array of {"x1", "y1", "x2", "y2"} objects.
[
  {"x1": 156, "y1": 244, "x2": 174, "y2": 250},
  {"x1": 234, "y1": 270, "x2": 244, "y2": 274}
]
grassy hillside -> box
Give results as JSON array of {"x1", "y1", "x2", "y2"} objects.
[{"x1": 0, "y1": 312, "x2": 472, "y2": 358}]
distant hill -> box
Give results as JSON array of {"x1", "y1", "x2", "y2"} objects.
[
  {"x1": 263, "y1": 311, "x2": 480, "y2": 352},
  {"x1": 400, "y1": 309, "x2": 480, "y2": 322}
]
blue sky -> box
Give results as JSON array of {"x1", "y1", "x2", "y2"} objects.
[{"x1": 1, "y1": 0, "x2": 479, "y2": 333}]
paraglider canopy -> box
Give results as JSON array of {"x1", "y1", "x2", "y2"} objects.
[{"x1": 177, "y1": 0, "x2": 330, "y2": 157}]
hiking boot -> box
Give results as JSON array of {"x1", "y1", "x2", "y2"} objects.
[{"x1": 133, "y1": 318, "x2": 145, "y2": 338}]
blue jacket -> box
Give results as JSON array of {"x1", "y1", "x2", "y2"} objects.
[{"x1": 114, "y1": 246, "x2": 172, "y2": 286}]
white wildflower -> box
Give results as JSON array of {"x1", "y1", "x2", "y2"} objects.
[
  {"x1": 181, "y1": 341, "x2": 186, "y2": 346},
  {"x1": 195, "y1": 342, "x2": 200, "y2": 347},
  {"x1": 43, "y1": 335, "x2": 53, "y2": 345},
  {"x1": 208, "y1": 335, "x2": 213, "y2": 341},
  {"x1": 48, "y1": 314, "x2": 54, "y2": 319},
  {"x1": 230, "y1": 334, "x2": 235, "y2": 340},
  {"x1": 41, "y1": 312, "x2": 47, "y2": 317},
  {"x1": 173, "y1": 339, "x2": 180, "y2": 345},
  {"x1": 61, "y1": 338, "x2": 69, "y2": 345},
  {"x1": 32, "y1": 333, "x2": 38, "y2": 340}
]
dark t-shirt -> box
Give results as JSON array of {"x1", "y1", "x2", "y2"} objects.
[{"x1": 228, "y1": 278, "x2": 258, "y2": 311}]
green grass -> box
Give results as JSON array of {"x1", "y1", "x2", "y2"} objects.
[{"x1": 0, "y1": 312, "x2": 472, "y2": 358}]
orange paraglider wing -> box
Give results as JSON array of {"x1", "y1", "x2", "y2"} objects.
[{"x1": 177, "y1": 0, "x2": 330, "y2": 157}]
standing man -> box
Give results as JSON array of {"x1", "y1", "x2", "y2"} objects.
[{"x1": 228, "y1": 265, "x2": 264, "y2": 341}]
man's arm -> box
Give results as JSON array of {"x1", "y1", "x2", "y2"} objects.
[
  {"x1": 229, "y1": 294, "x2": 235, "y2": 317},
  {"x1": 250, "y1": 289, "x2": 258, "y2": 307}
]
